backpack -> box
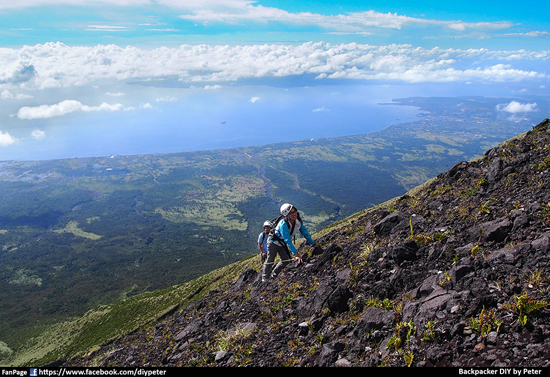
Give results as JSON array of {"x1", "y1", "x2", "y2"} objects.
[
  {"x1": 266, "y1": 214, "x2": 283, "y2": 230},
  {"x1": 266, "y1": 212, "x2": 302, "y2": 248}
]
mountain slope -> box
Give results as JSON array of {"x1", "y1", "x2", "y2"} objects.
[
  {"x1": 64, "y1": 118, "x2": 550, "y2": 367},
  {"x1": 0, "y1": 96, "x2": 536, "y2": 355},
  {"x1": 8, "y1": 255, "x2": 261, "y2": 367}
]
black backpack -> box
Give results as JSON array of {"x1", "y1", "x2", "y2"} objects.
[
  {"x1": 266, "y1": 214, "x2": 284, "y2": 233},
  {"x1": 266, "y1": 212, "x2": 302, "y2": 248}
]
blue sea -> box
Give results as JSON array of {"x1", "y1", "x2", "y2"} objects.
[
  {"x1": 60, "y1": 85, "x2": 420, "y2": 160},
  {"x1": 3, "y1": 81, "x2": 517, "y2": 161}
]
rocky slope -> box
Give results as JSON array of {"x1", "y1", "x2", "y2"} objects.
[{"x1": 67, "y1": 119, "x2": 550, "y2": 367}]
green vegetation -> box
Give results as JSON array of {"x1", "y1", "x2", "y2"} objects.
[
  {"x1": 466, "y1": 307, "x2": 502, "y2": 338},
  {"x1": 8, "y1": 254, "x2": 261, "y2": 366},
  {"x1": 502, "y1": 292, "x2": 549, "y2": 326},
  {"x1": 421, "y1": 321, "x2": 438, "y2": 342},
  {"x1": 387, "y1": 320, "x2": 416, "y2": 367},
  {"x1": 0, "y1": 96, "x2": 535, "y2": 365}
]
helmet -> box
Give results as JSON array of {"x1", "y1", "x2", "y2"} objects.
[
  {"x1": 280, "y1": 203, "x2": 294, "y2": 216},
  {"x1": 263, "y1": 220, "x2": 271, "y2": 228}
]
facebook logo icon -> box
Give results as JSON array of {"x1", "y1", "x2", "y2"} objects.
[{"x1": 30, "y1": 369, "x2": 38, "y2": 376}]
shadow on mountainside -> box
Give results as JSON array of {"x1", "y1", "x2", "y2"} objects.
[{"x1": 67, "y1": 119, "x2": 550, "y2": 367}]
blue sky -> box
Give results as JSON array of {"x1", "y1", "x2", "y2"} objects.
[
  {"x1": 0, "y1": 0, "x2": 549, "y2": 160},
  {"x1": 1, "y1": 0, "x2": 547, "y2": 48}
]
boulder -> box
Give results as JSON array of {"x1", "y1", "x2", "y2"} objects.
[
  {"x1": 327, "y1": 286, "x2": 352, "y2": 313},
  {"x1": 373, "y1": 211, "x2": 406, "y2": 237},
  {"x1": 354, "y1": 307, "x2": 395, "y2": 336}
]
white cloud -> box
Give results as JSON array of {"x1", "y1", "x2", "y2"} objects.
[
  {"x1": 312, "y1": 107, "x2": 329, "y2": 112},
  {"x1": 145, "y1": 28, "x2": 180, "y2": 32},
  {"x1": 0, "y1": 130, "x2": 17, "y2": 146},
  {"x1": 175, "y1": 4, "x2": 516, "y2": 33},
  {"x1": 496, "y1": 101, "x2": 538, "y2": 113},
  {"x1": 249, "y1": 96, "x2": 260, "y2": 103},
  {"x1": 86, "y1": 25, "x2": 132, "y2": 32},
  {"x1": 1, "y1": 89, "x2": 13, "y2": 99},
  {"x1": 31, "y1": 128, "x2": 46, "y2": 140},
  {"x1": 0, "y1": 1, "x2": 520, "y2": 34},
  {"x1": 0, "y1": 0, "x2": 152, "y2": 9},
  {"x1": 155, "y1": 96, "x2": 177, "y2": 102},
  {"x1": 17, "y1": 99, "x2": 125, "y2": 119},
  {"x1": 3, "y1": 0, "x2": 548, "y2": 47},
  {"x1": 0, "y1": 42, "x2": 547, "y2": 92},
  {"x1": 0, "y1": 59, "x2": 36, "y2": 85},
  {"x1": 503, "y1": 31, "x2": 550, "y2": 38}
]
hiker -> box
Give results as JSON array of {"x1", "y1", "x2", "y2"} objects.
[
  {"x1": 262, "y1": 203, "x2": 316, "y2": 282},
  {"x1": 258, "y1": 220, "x2": 270, "y2": 264}
]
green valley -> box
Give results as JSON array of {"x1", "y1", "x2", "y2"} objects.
[{"x1": 0, "y1": 96, "x2": 542, "y2": 363}]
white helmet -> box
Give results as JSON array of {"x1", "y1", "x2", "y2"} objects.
[
  {"x1": 263, "y1": 220, "x2": 271, "y2": 228},
  {"x1": 280, "y1": 203, "x2": 294, "y2": 216}
]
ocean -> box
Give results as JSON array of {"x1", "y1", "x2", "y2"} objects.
[{"x1": 3, "y1": 81, "x2": 507, "y2": 161}]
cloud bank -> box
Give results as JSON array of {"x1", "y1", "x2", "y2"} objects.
[{"x1": 1, "y1": 42, "x2": 547, "y2": 92}]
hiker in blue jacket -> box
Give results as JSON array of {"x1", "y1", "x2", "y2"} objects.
[
  {"x1": 258, "y1": 220, "x2": 271, "y2": 264},
  {"x1": 262, "y1": 203, "x2": 316, "y2": 283}
]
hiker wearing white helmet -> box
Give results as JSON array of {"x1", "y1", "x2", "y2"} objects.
[
  {"x1": 257, "y1": 220, "x2": 271, "y2": 264},
  {"x1": 262, "y1": 203, "x2": 316, "y2": 283}
]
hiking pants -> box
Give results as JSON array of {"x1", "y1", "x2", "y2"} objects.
[{"x1": 262, "y1": 240, "x2": 292, "y2": 282}]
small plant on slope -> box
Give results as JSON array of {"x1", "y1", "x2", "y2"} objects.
[
  {"x1": 502, "y1": 292, "x2": 549, "y2": 326},
  {"x1": 466, "y1": 307, "x2": 502, "y2": 338}
]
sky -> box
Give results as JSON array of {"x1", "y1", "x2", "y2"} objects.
[{"x1": 0, "y1": 0, "x2": 549, "y2": 161}]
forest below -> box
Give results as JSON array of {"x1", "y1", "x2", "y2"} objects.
[{"x1": 0, "y1": 95, "x2": 543, "y2": 355}]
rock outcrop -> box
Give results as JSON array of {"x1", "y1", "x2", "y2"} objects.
[{"x1": 67, "y1": 119, "x2": 550, "y2": 367}]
